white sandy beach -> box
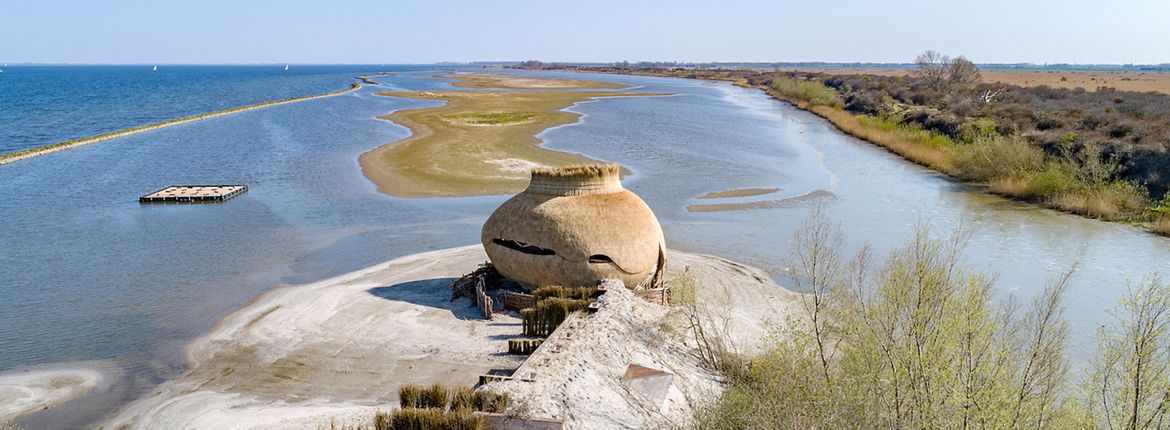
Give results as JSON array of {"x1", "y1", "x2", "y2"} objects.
[{"x1": 100, "y1": 245, "x2": 799, "y2": 429}]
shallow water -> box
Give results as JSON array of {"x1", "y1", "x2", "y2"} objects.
[{"x1": 1, "y1": 67, "x2": 1168, "y2": 427}]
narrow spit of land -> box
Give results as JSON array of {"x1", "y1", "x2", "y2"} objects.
[
  {"x1": 0, "y1": 82, "x2": 363, "y2": 166},
  {"x1": 359, "y1": 74, "x2": 666, "y2": 198}
]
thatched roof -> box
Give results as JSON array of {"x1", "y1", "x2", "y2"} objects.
[
  {"x1": 482, "y1": 164, "x2": 666, "y2": 289},
  {"x1": 526, "y1": 164, "x2": 623, "y2": 197}
]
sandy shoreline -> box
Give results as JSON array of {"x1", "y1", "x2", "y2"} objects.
[
  {"x1": 0, "y1": 366, "x2": 105, "y2": 423},
  {"x1": 100, "y1": 245, "x2": 798, "y2": 429}
]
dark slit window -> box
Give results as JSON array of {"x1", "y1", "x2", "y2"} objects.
[
  {"x1": 588, "y1": 254, "x2": 614, "y2": 264},
  {"x1": 492, "y1": 239, "x2": 555, "y2": 255}
]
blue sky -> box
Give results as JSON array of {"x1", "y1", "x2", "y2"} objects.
[{"x1": 2, "y1": 0, "x2": 1167, "y2": 64}]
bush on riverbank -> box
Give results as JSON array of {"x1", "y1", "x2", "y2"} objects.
[
  {"x1": 693, "y1": 213, "x2": 1170, "y2": 429},
  {"x1": 770, "y1": 75, "x2": 842, "y2": 108}
]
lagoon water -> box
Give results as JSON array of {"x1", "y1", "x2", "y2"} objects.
[{"x1": 2, "y1": 67, "x2": 1169, "y2": 427}]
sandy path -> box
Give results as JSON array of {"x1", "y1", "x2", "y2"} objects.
[{"x1": 0, "y1": 367, "x2": 104, "y2": 422}]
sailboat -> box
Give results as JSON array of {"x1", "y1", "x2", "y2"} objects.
[
  {"x1": 284, "y1": 64, "x2": 289, "y2": 71},
  {"x1": 152, "y1": 65, "x2": 157, "y2": 71}
]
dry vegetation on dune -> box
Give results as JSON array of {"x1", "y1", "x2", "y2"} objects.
[{"x1": 359, "y1": 78, "x2": 662, "y2": 197}]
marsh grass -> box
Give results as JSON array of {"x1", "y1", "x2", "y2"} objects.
[
  {"x1": 770, "y1": 75, "x2": 842, "y2": 107},
  {"x1": 810, "y1": 106, "x2": 954, "y2": 172},
  {"x1": 1153, "y1": 215, "x2": 1170, "y2": 236}
]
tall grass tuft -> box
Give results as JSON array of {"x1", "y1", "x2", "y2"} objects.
[
  {"x1": 532, "y1": 285, "x2": 596, "y2": 301},
  {"x1": 374, "y1": 408, "x2": 483, "y2": 430},
  {"x1": 398, "y1": 384, "x2": 449, "y2": 410},
  {"x1": 521, "y1": 298, "x2": 592, "y2": 336},
  {"x1": 451, "y1": 388, "x2": 510, "y2": 413},
  {"x1": 1153, "y1": 214, "x2": 1170, "y2": 237}
]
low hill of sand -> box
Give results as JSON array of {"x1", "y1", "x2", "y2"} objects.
[{"x1": 102, "y1": 246, "x2": 798, "y2": 429}]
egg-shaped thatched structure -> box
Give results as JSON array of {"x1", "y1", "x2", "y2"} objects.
[{"x1": 481, "y1": 164, "x2": 666, "y2": 290}]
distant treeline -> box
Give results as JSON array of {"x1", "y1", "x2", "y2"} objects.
[{"x1": 509, "y1": 59, "x2": 1170, "y2": 73}]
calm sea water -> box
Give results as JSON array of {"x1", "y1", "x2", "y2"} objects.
[{"x1": 2, "y1": 67, "x2": 1168, "y2": 428}]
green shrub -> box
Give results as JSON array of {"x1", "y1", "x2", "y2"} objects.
[
  {"x1": 957, "y1": 118, "x2": 998, "y2": 143},
  {"x1": 771, "y1": 75, "x2": 842, "y2": 107},
  {"x1": 951, "y1": 134, "x2": 1046, "y2": 181},
  {"x1": 1025, "y1": 166, "x2": 1078, "y2": 198}
]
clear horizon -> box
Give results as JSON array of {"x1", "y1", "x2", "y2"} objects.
[{"x1": 2, "y1": 0, "x2": 1168, "y2": 65}]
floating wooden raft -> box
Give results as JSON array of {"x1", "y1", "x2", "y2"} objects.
[{"x1": 139, "y1": 185, "x2": 248, "y2": 204}]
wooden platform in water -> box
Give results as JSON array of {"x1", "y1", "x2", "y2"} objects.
[{"x1": 139, "y1": 185, "x2": 248, "y2": 204}]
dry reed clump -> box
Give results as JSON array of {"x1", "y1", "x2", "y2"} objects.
[
  {"x1": 989, "y1": 175, "x2": 1031, "y2": 196},
  {"x1": 530, "y1": 164, "x2": 619, "y2": 178},
  {"x1": 1153, "y1": 215, "x2": 1170, "y2": 237},
  {"x1": 450, "y1": 389, "x2": 510, "y2": 413},
  {"x1": 1047, "y1": 187, "x2": 1147, "y2": 220},
  {"x1": 383, "y1": 385, "x2": 509, "y2": 429},
  {"x1": 398, "y1": 384, "x2": 450, "y2": 410},
  {"x1": 373, "y1": 408, "x2": 483, "y2": 430},
  {"x1": 507, "y1": 338, "x2": 543, "y2": 355},
  {"x1": 532, "y1": 285, "x2": 597, "y2": 301},
  {"x1": 521, "y1": 298, "x2": 592, "y2": 337},
  {"x1": 809, "y1": 105, "x2": 953, "y2": 173}
]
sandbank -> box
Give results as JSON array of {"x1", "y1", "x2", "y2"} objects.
[
  {"x1": 0, "y1": 366, "x2": 104, "y2": 422},
  {"x1": 359, "y1": 80, "x2": 665, "y2": 197},
  {"x1": 438, "y1": 72, "x2": 627, "y2": 90},
  {"x1": 688, "y1": 189, "x2": 835, "y2": 213},
  {"x1": 696, "y1": 187, "x2": 780, "y2": 199},
  {"x1": 103, "y1": 245, "x2": 798, "y2": 429}
]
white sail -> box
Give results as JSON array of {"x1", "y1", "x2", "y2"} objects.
[
  {"x1": 152, "y1": 65, "x2": 157, "y2": 71},
  {"x1": 284, "y1": 64, "x2": 289, "y2": 70}
]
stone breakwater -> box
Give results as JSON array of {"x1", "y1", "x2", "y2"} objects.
[{"x1": 0, "y1": 82, "x2": 362, "y2": 166}]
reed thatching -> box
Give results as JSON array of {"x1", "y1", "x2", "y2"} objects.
[
  {"x1": 482, "y1": 164, "x2": 667, "y2": 290},
  {"x1": 521, "y1": 298, "x2": 592, "y2": 337}
]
